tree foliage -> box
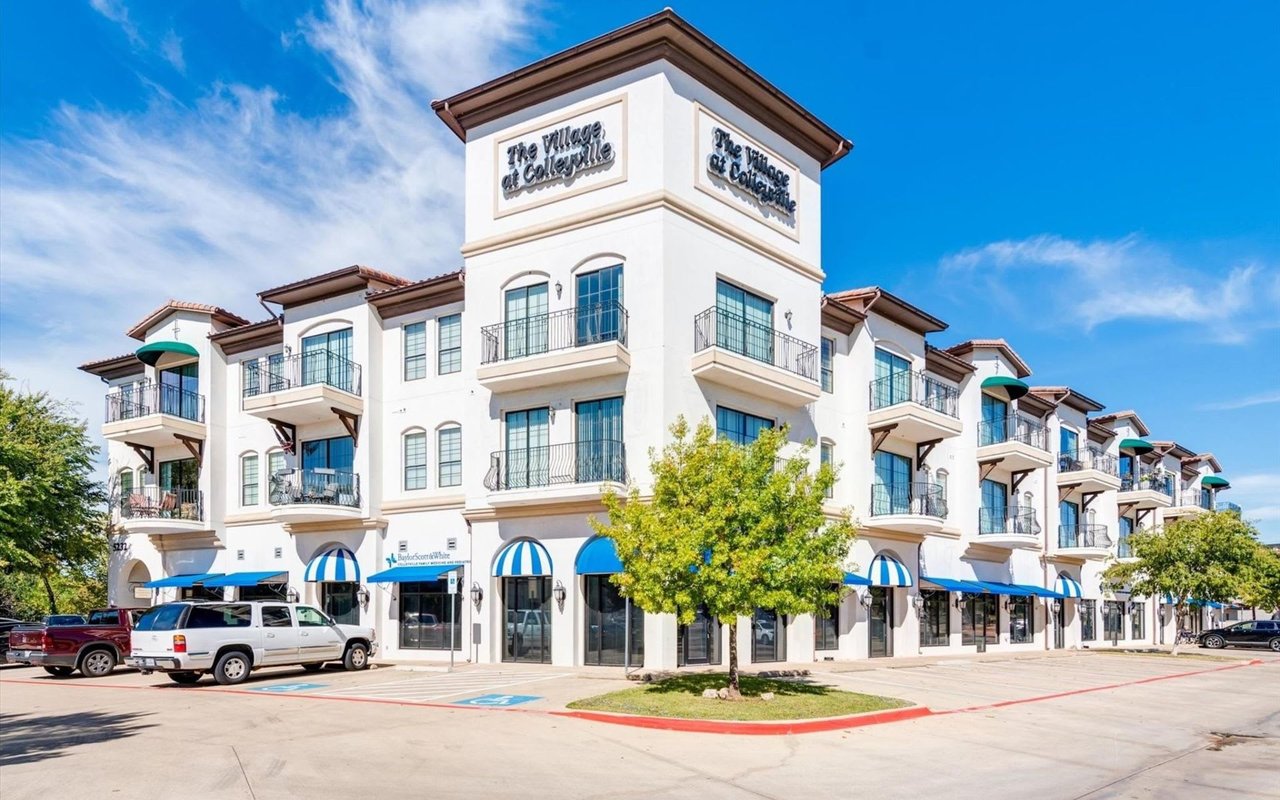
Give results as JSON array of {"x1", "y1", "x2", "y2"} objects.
[
  {"x1": 1238, "y1": 546, "x2": 1280, "y2": 616},
  {"x1": 591, "y1": 417, "x2": 857, "y2": 693},
  {"x1": 0, "y1": 372, "x2": 108, "y2": 613}
]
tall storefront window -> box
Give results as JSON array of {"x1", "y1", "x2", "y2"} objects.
[
  {"x1": 1080, "y1": 599, "x2": 1097, "y2": 641},
  {"x1": 399, "y1": 579, "x2": 462, "y2": 650},
  {"x1": 239, "y1": 583, "x2": 287, "y2": 602},
  {"x1": 920, "y1": 590, "x2": 949, "y2": 647},
  {"x1": 503, "y1": 576, "x2": 551, "y2": 663},
  {"x1": 1131, "y1": 601, "x2": 1145, "y2": 640},
  {"x1": 583, "y1": 575, "x2": 643, "y2": 666},
  {"x1": 322, "y1": 582, "x2": 360, "y2": 625},
  {"x1": 814, "y1": 600, "x2": 839, "y2": 651},
  {"x1": 962, "y1": 594, "x2": 998, "y2": 647},
  {"x1": 715, "y1": 406, "x2": 772, "y2": 446},
  {"x1": 752, "y1": 609, "x2": 786, "y2": 663},
  {"x1": 679, "y1": 606, "x2": 721, "y2": 666},
  {"x1": 1008, "y1": 597, "x2": 1032, "y2": 643},
  {"x1": 1103, "y1": 601, "x2": 1125, "y2": 641}
]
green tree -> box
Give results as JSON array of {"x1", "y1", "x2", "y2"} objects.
[
  {"x1": 591, "y1": 417, "x2": 856, "y2": 695},
  {"x1": 0, "y1": 371, "x2": 108, "y2": 614},
  {"x1": 1103, "y1": 511, "x2": 1261, "y2": 653},
  {"x1": 1238, "y1": 546, "x2": 1280, "y2": 619}
]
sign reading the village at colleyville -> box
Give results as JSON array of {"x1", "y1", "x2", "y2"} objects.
[
  {"x1": 706, "y1": 126, "x2": 797, "y2": 216},
  {"x1": 500, "y1": 121, "x2": 615, "y2": 195}
]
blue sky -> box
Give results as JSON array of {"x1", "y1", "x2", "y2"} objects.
[{"x1": 1, "y1": 1, "x2": 1277, "y2": 540}]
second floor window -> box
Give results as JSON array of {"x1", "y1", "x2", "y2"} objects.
[
  {"x1": 715, "y1": 406, "x2": 772, "y2": 446},
  {"x1": 820, "y1": 441, "x2": 834, "y2": 499},
  {"x1": 438, "y1": 427, "x2": 461, "y2": 487},
  {"x1": 438, "y1": 314, "x2": 461, "y2": 374},
  {"x1": 821, "y1": 337, "x2": 834, "y2": 393},
  {"x1": 404, "y1": 322, "x2": 427, "y2": 381},
  {"x1": 241, "y1": 455, "x2": 259, "y2": 506},
  {"x1": 404, "y1": 431, "x2": 427, "y2": 490},
  {"x1": 872, "y1": 348, "x2": 911, "y2": 407},
  {"x1": 1060, "y1": 426, "x2": 1079, "y2": 455}
]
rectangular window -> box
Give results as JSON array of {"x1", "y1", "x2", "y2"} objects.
[
  {"x1": 404, "y1": 431, "x2": 427, "y2": 490},
  {"x1": 399, "y1": 578, "x2": 463, "y2": 650},
  {"x1": 980, "y1": 479, "x2": 1008, "y2": 533},
  {"x1": 1060, "y1": 426, "x2": 1079, "y2": 456},
  {"x1": 504, "y1": 408, "x2": 550, "y2": 488},
  {"x1": 159, "y1": 458, "x2": 199, "y2": 491},
  {"x1": 980, "y1": 394, "x2": 1008, "y2": 446},
  {"x1": 301, "y1": 436, "x2": 354, "y2": 471},
  {"x1": 872, "y1": 450, "x2": 912, "y2": 515},
  {"x1": 872, "y1": 348, "x2": 911, "y2": 408},
  {"x1": 715, "y1": 406, "x2": 773, "y2": 446},
  {"x1": 920, "y1": 590, "x2": 950, "y2": 647},
  {"x1": 302, "y1": 328, "x2": 355, "y2": 391},
  {"x1": 437, "y1": 314, "x2": 461, "y2": 374},
  {"x1": 820, "y1": 442, "x2": 834, "y2": 499},
  {"x1": 269, "y1": 451, "x2": 287, "y2": 478},
  {"x1": 1008, "y1": 597, "x2": 1032, "y2": 643},
  {"x1": 242, "y1": 359, "x2": 260, "y2": 397},
  {"x1": 814, "y1": 599, "x2": 839, "y2": 651},
  {"x1": 504, "y1": 283, "x2": 549, "y2": 359},
  {"x1": 241, "y1": 455, "x2": 259, "y2": 506},
  {"x1": 751, "y1": 608, "x2": 786, "y2": 663},
  {"x1": 715, "y1": 279, "x2": 774, "y2": 363},
  {"x1": 962, "y1": 594, "x2": 998, "y2": 646},
  {"x1": 1131, "y1": 601, "x2": 1145, "y2": 640},
  {"x1": 576, "y1": 397, "x2": 624, "y2": 483},
  {"x1": 576, "y1": 264, "x2": 623, "y2": 346},
  {"x1": 820, "y1": 337, "x2": 834, "y2": 393},
  {"x1": 404, "y1": 322, "x2": 427, "y2": 381},
  {"x1": 1103, "y1": 601, "x2": 1125, "y2": 640},
  {"x1": 438, "y1": 427, "x2": 462, "y2": 488},
  {"x1": 1081, "y1": 599, "x2": 1097, "y2": 641}
]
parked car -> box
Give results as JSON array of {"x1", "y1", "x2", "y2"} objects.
[
  {"x1": 43, "y1": 614, "x2": 87, "y2": 626},
  {"x1": 1198, "y1": 619, "x2": 1280, "y2": 652},
  {"x1": 6, "y1": 608, "x2": 140, "y2": 676},
  {"x1": 0, "y1": 618, "x2": 38, "y2": 664},
  {"x1": 128, "y1": 601, "x2": 376, "y2": 685}
]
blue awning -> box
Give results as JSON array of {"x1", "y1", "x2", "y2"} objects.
[
  {"x1": 921, "y1": 577, "x2": 986, "y2": 593},
  {"x1": 1189, "y1": 599, "x2": 1224, "y2": 609},
  {"x1": 494, "y1": 539, "x2": 552, "y2": 577},
  {"x1": 144, "y1": 573, "x2": 222, "y2": 589},
  {"x1": 368, "y1": 564, "x2": 463, "y2": 583},
  {"x1": 203, "y1": 571, "x2": 287, "y2": 587},
  {"x1": 575, "y1": 537, "x2": 623, "y2": 575},
  {"x1": 1014, "y1": 583, "x2": 1067, "y2": 599},
  {"x1": 843, "y1": 571, "x2": 871, "y2": 586},
  {"x1": 976, "y1": 580, "x2": 1035, "y2": 597},
  {"x1": 1055, "y1": 574, "x2": 1083, "y2": 599},
  {"x1": 305, "y1": 546, "x2": 361, "y2": 583},
  {"x1": 867, "y1": 553, "x2": 913, "y2": 587}
]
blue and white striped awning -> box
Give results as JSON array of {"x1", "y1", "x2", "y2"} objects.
[
  {"x1": 867, "y1": 554, "x2": 913, "y2": 587},
  {"x1": 1055, "y1": 573, "x2": 1083, "y2": 599},
  {"x1": 494, "y1": 539, "x2": 552, "y2": 577},
  {"x1": 305, "y1": 546, "x2": 361, "y2": 583}
]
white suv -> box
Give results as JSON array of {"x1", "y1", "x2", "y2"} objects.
[{"x1": 128, "y1": 601, "x2": 376, "y2": 685}]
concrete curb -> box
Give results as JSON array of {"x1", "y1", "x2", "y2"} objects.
[{"x1": 551, "y1": 704, "x2": 933, "y2": 735}]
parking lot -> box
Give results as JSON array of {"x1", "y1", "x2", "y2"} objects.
[{"x1": 2, "y1": 649, "x2": 1277, "y2": 799}]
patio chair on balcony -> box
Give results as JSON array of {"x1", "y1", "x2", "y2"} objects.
[
  {"x1": 158, "y1": 492, "x2": 179, "y2": 519},
  {"x1": 129, "y1": 492, "x2": 157, "y2": 518}
]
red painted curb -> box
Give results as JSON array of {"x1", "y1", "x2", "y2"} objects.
[{"x1": 550, "y1": 704, "x2": 933, "y2": 735}]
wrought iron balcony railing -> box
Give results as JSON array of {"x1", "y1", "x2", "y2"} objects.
[
  {"x1": 480, "y1": 301, "x2": 628, "y2": 364},
  {"x1": 269, "y1": 469, "x2": 360, "y2": 508},
  {"x1": 978, "y1": 505, "x2": 1038, "y2": 536},
  {"x1": 1215, "y1": 500, "x2": 1241, "y2": 514},
  {"x1": 977, "y1": 416, "x2": 1048, "y2": 450},
  {"x1": 869, "y1": 482, "x2": 947, "y2": 518},
  {"x1": 693, "y1": 307, "x2": 819, "y2": 382},
  {"x1": 868, "y1": 370, "x2": 959, "y2": 417},
  {"x1": 484, "y1": 441, "x2": 626, "y2": 491},
  {"x1": 1057, "y1": 447, "x2": 1118, "y2": 477},
  {"x1": 1120, "y1": 471, "x2": 1174, "y2": 496},
  {"x1": 117, "y1": 486, "x2": 203, "y2": 522},
  {"x1": 243, "y1": 351, "x2": 362, "y2": 398},
  {"x1": 1176, "y1": 491, "x2": 1212, "y2": 509},
  {"x1": 105, "y1": 381, "x2": 205, "y2": 424},
  {"x1": 1058, "y1": 524, "x2": 1111, "y2": 549}
]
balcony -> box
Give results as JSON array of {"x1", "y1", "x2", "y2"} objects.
[
  {"x1": 1055, "y1": 524, "x2": 1112, "y2": 559},
  {"x1": 1163, "y1": 492, "x2": 1212, "y2": 518},
  {"x1": 1216, "y1": 500, "x2": 1242, "y2": 515},
  {"x1": 867, "y1": 371, "x2": 963, "y2": 443},
  {"x1": 1117, "y1": 537, "x2": 1134, "y2": 560},
  {"x1": 477, "y1": 302, "x2": 631, "y2": 392},
  {"x1": 976, "y1": 417, "x2": 1053, "y2": 472},
  {"x1": 269, "y1": 469, "x2": 362, "y2": 523},
  {"x1": 484, "y1": 441, "x2": 626, "y2": 507},
  {"x1": 976, "y1": 505, "x2": 1040, "y2": 548},
  {"x1": 102, "y1": 382, "x2": 206, "y2": 447},
  {"x1": 242, "y1": 352, "x2": 362, "y2": 425},
  {"x1": 115, "y1": 487, "x2": 205, "y2": 535},
  {"x1": 1118, "y1": 471, "x2": 1175, "y2": 510},
  {"x1": 690, "y1": 307, "x2": 821, "y2": 407},
  {"x1": 861, "y1": 482, "x2": 948, "y2": 535},
  {"x1": 1056, "y1": 448, "x2": 1121, "y2": 495}
]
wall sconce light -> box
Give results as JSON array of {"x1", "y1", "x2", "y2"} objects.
[
  {"x1": 858, "y1": 592, "x2": 874, "y2": 609},
  {"x1": 1051, "y1": 599, "x2": 1063, "y2": 614},
  {"x1": 285, "y1": 586, "x2": 300, "y2": 603},
  {"x1": 953, "y1": 592, "x2": 968, "y2": 609},
  {"x1": 553, "y1": 580, "x2": 567, "y2": 611},
  {"x1": 283, "y1": 345, "x2": 292, "y2": 357},
  {"x1": 784, "y1": 309, "x2": 793, "y2": 326},
  {"x1": 356, "y1": 586, "x2": 371, "y2": 609},
  {"x1": 911, "y1": 594, "x2": 925, "y2": 619},
  {"x1": 554, "y1": 281, "x2": 563, "y2": 299},
  {"x1": 470, "y1": 582, "x2": 483, "y2": 610}
]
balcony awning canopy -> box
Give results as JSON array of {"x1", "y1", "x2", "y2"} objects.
[
  {"x1": 135, "y1": 341, "x2": 199, "y2": 366},
  {"x1": 368, "y1": 564, "x2": 463, "y2": 583},
  {"x1": 1055, "y1": 574, "x2": 1084, "y2": 599},
  {"x1": 867, "y1": 554, "x2": 913, "y2": 587},
  {"x1": 1201, "y1": 475, "x2": 1230, "y2": 489},
  {"x1": 494, "y1": 539, "x2": 552, "y2": 577},
  {"x1": 144, "y1": 572, "x2": 222, "y2": 589},
  {"x1": 981, "y1": 375, "x2": 1029, "y2": 400},
  {"x1": 1119, "y1": 438, "x2": 1155, "y2": 455},
  {"x1": 576, "y1": 537, "x2": 623, "y2": 575},
  {"x1": 203, "y1": 571, "x2": 288, "y2": 587},
  {"x1": 305, "y1": 546, "x2": 361, "y2": 583}
]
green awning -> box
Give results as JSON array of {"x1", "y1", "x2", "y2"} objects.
[
  {"x1": 981, "y1": 375, "x2": 1029, "y2": 400},
  {"x1": 135, "y1": 341, "x2": 198, "y2": 366},
  {"x1": 1201, "y1": 475, "x2": 1230, "y2": 489},
  {"x1": 1119, "y1": 438, "x2": 1154, "y2": 455}
]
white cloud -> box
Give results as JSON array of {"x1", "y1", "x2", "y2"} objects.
[
  {"x1": 1220, "y1": 473, "x2": 1280, "y2": 531},
  {"x1": 89, "y1": 0, "x2": 142, "y2": 46},
  {"x1": 159, "y1": 31, "x2": 185, "y2": 72},
  {"x1": 1198, "y1": 389, "x2": 1280, "y2": 412},
  {"x1": 0, "y1": 0, "x2": 533, "y2": 433},
  {"x1": 940, "y1": 234, "x2": 1278, "y2": 343}
]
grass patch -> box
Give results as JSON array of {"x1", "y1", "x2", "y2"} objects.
[{"x1": 567, "y1": 673, "x2": 910, "y2": 722}]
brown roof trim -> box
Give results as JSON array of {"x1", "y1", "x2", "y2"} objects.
[
  {"x1": 258, "y1": 265, "x2": 411, "y2": 308},
  {"x1": 924, "y1": 344, "x2": 975, "y2": 384},
  {"x1": 827, "y1": 286, "x2": 947, "y2": 335},
  {"x1": 367, "y1": 271, "x2": 466, "y2": 320},
  {"x1": 1087, "y1": 419, "x2": 1115, "y2": 445},
  {"x1": 126, "y1": 300, "x2": 250, "y2": 341},
  {"x1": 1028, "y1": 386, "x2": 1104, "y2": 415},
  {"x1": 1089, "y1": 409, "x2": 1150, "y2": 437},
  {"x1": 943, "y1": 338, "x2": 1032, "y2": 379},
  {"x1": 431, "y1": 10, "x2": 852, "y2": 169},
  {"x1": 209, "y1": 318, "x2": 284, "y2": 357},
  {"x1": 1149, "y1": 440, "x2": 1197, "y2": 461},
  {"x1": 1182, "y1": 452, "x2": 1223, "y2": 473},
  {"x1": 78, "y1": 353, "x2": 145, "y2": 381},
  {"x1": 1017, "y1": 391, "x2": 1056, "y2": 419},
  {"x1": 819, "y1": 295, "x2": 865, "y2": 336}
]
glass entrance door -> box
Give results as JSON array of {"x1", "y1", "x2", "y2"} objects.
[
  {"x1": 576, "y1": 397, "x2": 623, "y2": 483},
  {"x1": 503, "y1": 577, "x2": 551, "y2": 663},
  {"x1": 679, "y1": 607, "x2": 721, "y2": 666},
  {"x1": 583, "y1": 575, "x2": 643, "y2": 667},
  {"x1": 575, "y1": 265, "x2": 622, "y2": 345},
  {"x1": 962, "y1": 594, "x2": 998, "y2": 649},
  {"x1": 504, "y1": 408, "x2": 549, "y2": 488},
  {"x1": 504, "y1": 283, "x2": 549, "y2": 359},
  {"x1": 873, "y1": 451, "x2": 912, "y2": 515},
  {"x1": 159, "y1": 363, "x2": 199, "y2": 419},
  {"x1": 869, "y1": 587, "x2": 893, "y2": 658},
  {"x1": 321, "y1": 582, "x2": 359, "y2": 625},
  {"x1": 715, "y1": 279, "x2": 773, "y2": 362},
  {"x1": 301, "y1": 328, "x2": 354, "y2": 391}
]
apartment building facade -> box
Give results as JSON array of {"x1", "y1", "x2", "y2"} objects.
[{"x1": 81, "y1": 11, "x2": 1238, "y2": 669}]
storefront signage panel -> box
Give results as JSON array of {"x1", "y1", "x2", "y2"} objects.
[
  {"x1": 695, "y1": 105, "x2": 800, "y2": 240},
  {"x1": 385, "y1": 550, "x2": 466, "y2": 568}
]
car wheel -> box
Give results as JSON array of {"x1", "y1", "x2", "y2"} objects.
[
  {"x1": 167, "y1": 671, "x2": 202, "y2": 685},
  {"x1": 80, "y1": 648, "x2": 117, "y2": 677},
  {"x1": 213, "y1": 651, "x2": 252, "y2": 685},
  {"x1": 43, "y1": 666, "x2": 73, "y2": 677},
  {"x1": 301, "y1": 663, "x2": 325, "y2": 672},
  {"x1": 1203, "y1": 634, "x2": 1225, "y2": 649},
  {"x1": 1269, "y1": 637, "x2": 1280, "y2": 653},
  {"x1": 343, "y1": 642, "x2": 369, "y2": 671}
]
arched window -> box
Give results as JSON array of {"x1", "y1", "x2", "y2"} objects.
[
  {"x1": 820, "y1": 440, "x2": 834, "y2": 499},
  {"x1": 240, "y1": 453, "x2": 259, "y2": 506},
  {"x1": 437, "y1": 425, "x2": 462, "y2": 488},
  {"x1": 936, "y1": 468, "x2": 949, "y2": 499},
  {"x1": 1023, "y1": 490, "x2": 1034, "y2": 511},
  {"x1": 403, "y1": 430, "x2": 427, "y2": 490},
  {"x1": 117, "y1": 468, "x2": 134, "y2": 497}
]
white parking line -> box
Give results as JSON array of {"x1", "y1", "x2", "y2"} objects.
[{"x1": 314, "y1": 671, "x2": 571, "y2": 703}]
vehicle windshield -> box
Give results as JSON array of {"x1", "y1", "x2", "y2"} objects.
[
  {"x1": 86, "y1": 610, "x2": 119, "y2": 625},
  {"x1": 134, "y1": 604, "x2": 188, "y2": 632}
]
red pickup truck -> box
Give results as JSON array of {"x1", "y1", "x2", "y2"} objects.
[{"x1": 6, "y1": 608, "x2": 140, "y2": 677}]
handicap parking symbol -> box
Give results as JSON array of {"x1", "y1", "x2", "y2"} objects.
[
  {"x1": 249, "y1": 682, "x2": 327, "y2": 693},
  {"x1": 454, "y1": 693, "x2": 541, "y2": 707}
]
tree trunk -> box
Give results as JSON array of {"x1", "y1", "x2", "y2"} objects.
[
  {"x1": 41, "y1": 572, "x2": 58, "y2": 615},
  {"x1": 1171, "y1": 602, "x2": 1184, "y2": 656},
  {"x1": 727, "y1": 619, "x2": 741, "y2": 698},
  {"x1": 1252, "y1": 606, "x2": 1257, "y2": 621}
]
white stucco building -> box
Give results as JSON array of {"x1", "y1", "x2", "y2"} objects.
[{"x1": 81, "y1": 11, "x2": 1238, "y2": 669}]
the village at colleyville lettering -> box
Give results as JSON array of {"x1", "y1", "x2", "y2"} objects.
[
  {"x1": 706, "y1": 126, "x2": 797, "y2": 216},
  {"x1": 501, "y1": 120, "x2": 615, "y2": 194}
]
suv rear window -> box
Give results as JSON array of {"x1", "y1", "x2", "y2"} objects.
[
  {"x1": 87, "y1": 610, "x2": 119, "y2": 625},
  {"x1": 185, "y1": 604, "x2": 253, "y2": 629},
  {"x1": 135, "y1": 604, "x2": 188, "y2": 632}
]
